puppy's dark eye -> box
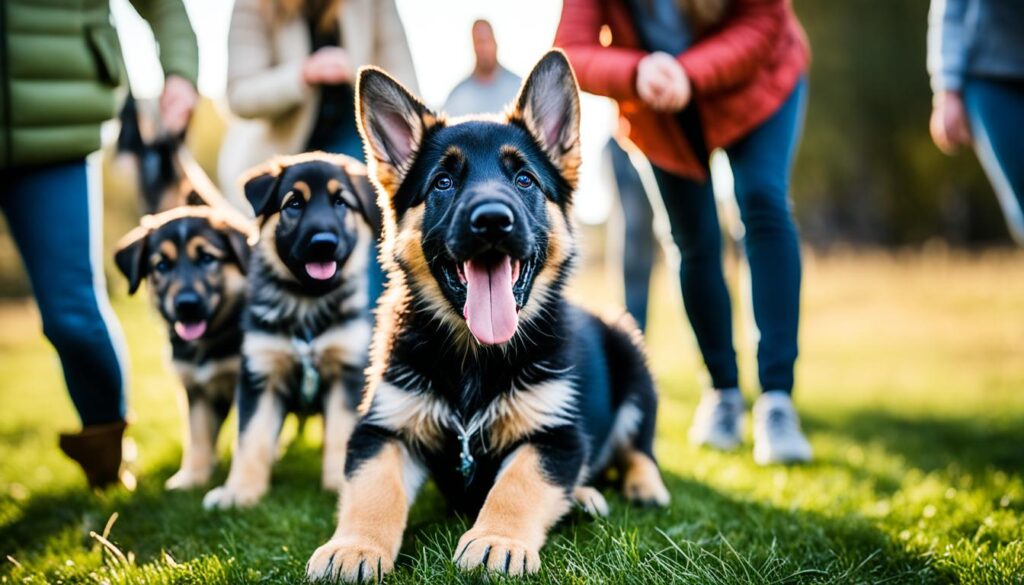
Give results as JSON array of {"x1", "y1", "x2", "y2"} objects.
[
  {"x1": 285, "y1": 196, "x2": 304, "y2": 210},
  {"x1": 515, "y1": 172, "x2": 534, "y2": 189},
  {"x1": 433, "y1": 174, "x2": 453, "y2": 191},
  {"x1": 333, "y1": 194, "x2": 347, "y2": 207},
  {"x1": 155, "y1": 259, "x2": 172, "y2": 273},
  {"x1": 198, "y1": 252, "x2": 217, "y2": 266}
]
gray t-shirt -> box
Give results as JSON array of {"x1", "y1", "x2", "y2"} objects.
[{"x1": 442, "y1": 66, "x2": 522, "y2": 117}]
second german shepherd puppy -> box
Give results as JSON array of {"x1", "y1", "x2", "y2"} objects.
[
  {"x1": 203, "y1": 153, "x2": 378, "y2": 509},
  {"x1": 306, "y1": 51, "x2": 669, "y2": 581}
]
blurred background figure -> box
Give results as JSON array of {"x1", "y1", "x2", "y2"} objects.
[
  {"x1": 604, "y1": 136, "x2": 656, "y2": 333},
  {"x1": 442, "y1": 20, "x2": 522, "y2": 116},
  {"x1": 219, "y1": 0, "x2": 417, "y2": 185},
  {"x1": 218, "y1": 0, "x2": 418, "y2": 302},
  {"x1": 0, "y1": 0, "x2": 198, "y2": 488},
  {"x1": 557, "y1": 0, "x2": 813, "y2": 465},
  {"x1": 928, "y1": 0, "x2": 1024, "y2": 245}
]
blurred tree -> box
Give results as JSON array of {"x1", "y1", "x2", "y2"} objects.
[{"x1": 793, "y1": 0, "x2": 1010, "y2": 247}]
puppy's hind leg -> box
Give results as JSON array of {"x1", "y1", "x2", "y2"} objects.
[
  {"x1": 616, "y1": 393, "x2": 670, "y2": 507},
  {"x1": 603, "y1": 319, "x2": 670, "y2": 507}
]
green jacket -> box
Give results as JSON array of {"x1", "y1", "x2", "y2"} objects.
[{"x1": 0, "y1": 0, "x2": 198, "y2": 168}]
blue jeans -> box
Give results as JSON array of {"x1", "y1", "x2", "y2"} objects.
[
  {"x1": 0, "y1": 159, "x2": 129, "y2": 425},
  {"x1": 963, "y1": 76, "x2": 1024, "y2": 245},
  {"x1": 653, "y1": 78, "x2": 807, "y2": 393}
]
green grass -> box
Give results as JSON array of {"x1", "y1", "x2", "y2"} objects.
[{"x1": 2, "y1": 251, "x2": 1023, "y2": 584}]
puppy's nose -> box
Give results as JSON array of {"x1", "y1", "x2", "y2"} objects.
[
  {"x1": 469, "y1": 202, "x2": 514, "y2": 240},
  {"x1": 308, "y1": 232, "x2": 338, "y2": 256},
  {"x1": 174, "y1": 292, "x2": 203, "y2": 320}
]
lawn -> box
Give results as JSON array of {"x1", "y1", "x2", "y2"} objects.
[{"x1": 1, "y1": 250, "x2": 1023, "y2": 584}]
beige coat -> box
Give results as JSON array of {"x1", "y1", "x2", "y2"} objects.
[{"x1": 218, "y1": 0, "x2": 418, "y2": 206}]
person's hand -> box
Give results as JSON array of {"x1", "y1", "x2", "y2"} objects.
[
  {"x1": 636, "y1": 52, "x2": 692, "y2": 113},
  {"x1": 160, "y1": 74, "x2": 198, "y2": 136},
  {"x1": 302, "y1": 47, "x2": 354, "y2": 86},
  {"x1": 930, "y1": 90, "x2": 972, "y2": 155}
]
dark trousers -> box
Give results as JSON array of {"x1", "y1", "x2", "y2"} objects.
[
  {"x1": 652, "y1": 78, "x2": 807, "y2": 393},
  {"x1": 606, "y1": 138, "x2": 656, "y2": 332},
  {"x1": 1, "y1": 159, "x2": 128, "y2": 425}
]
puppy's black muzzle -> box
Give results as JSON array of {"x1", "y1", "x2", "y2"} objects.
[
  {"x1": 174, "y1": 291, "x2": 205, "y2": 323},
  {"x1": 307, "y1": 232, "x2": 339, "y2": 260},
  {"x1": 470, "y1": 201, "x2": 515, "y2": 241},
  {"x1": 447, "y1": 193, "x2": 534, "y2": 263}
]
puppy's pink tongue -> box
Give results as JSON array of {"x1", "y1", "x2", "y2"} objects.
[
  {"x1": 462, "y1": 255, "x2": 518, "y2": 345},
  {"x1": 174, "y1": 321, "x2": 207, "y2": 341},
  {"x1": 305, "y1": 261, "x2": 337, "y2": 280}
]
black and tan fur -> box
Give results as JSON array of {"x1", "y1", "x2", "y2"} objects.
[
  {"x1": 306, "y1": 51, "x2": 669, "y2": 582},
  {"x1": 202, "y1": 153, "x2": 379, "y2": 509},
  {"x1": 115, "y1": 206, "x2": 253, "y2": 489}
]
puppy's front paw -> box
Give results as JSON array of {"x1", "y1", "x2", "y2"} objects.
[
  {"x1": 165, "y1": 467, "x2": 212, "y2": 490},
  {"x1": 202, "y1": 483, "x2": 265, "y2": 510},
  {"x1": 306, "y1": 536, "x2": 393, "y2": 582},
  {"x1": 454, "y1": 531, "x2": 540, "y2": 576}
]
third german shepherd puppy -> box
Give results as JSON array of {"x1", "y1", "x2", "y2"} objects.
[
  {"x1": 115, "y1": 206, "x2": 252, "y2": 489},
  {"x1": 306, "y1": 51, "x2": 669, "y2": 581},
  {"x1": 203, "y1": 153, "x2": 378, "y2": 509}
]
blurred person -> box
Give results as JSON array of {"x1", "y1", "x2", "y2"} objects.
[
  {"x1": 220, "y1": 0, "x2": 418, "y2": 182},
  {"x1": 219, "y1": 0, "x2": 418, "y2": 303},
  {"x1": 0, "y1": 0, "x2": 198, "y2": 487},
  {"x1": 928, "y1": 0, "x2": 1024, "y2": 245},
  {"x1": 556, "y1": 0, "x2": 813, "y2": 464},
  {"x1": 604, "y1": 136, "x2": 656, "y2": 333},
  {"x1": 442, "y1": 20, "x2": 521, "y2": 116}
]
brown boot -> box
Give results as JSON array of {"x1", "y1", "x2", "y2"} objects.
[{"x1": 59, "y1": 421, "x2": 129, "y2": 489}]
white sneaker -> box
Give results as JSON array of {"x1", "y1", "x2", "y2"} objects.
[
  {"x1": 688, "y1": 388, "x2": 745, "y2": 451},
  {"x1": 753, "y1": 391, "x2": 812, "y2": 465}
]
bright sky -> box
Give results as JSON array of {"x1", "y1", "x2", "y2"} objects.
[{"x1": 111, "y1": 0, "x2": 617, "y2": 223}]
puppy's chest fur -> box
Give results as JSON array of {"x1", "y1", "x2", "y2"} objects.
[
  {"x1": 241, "y1": 259, "x2": 370, "y2": 410},
  {"x1": 368, "y1": 314, "x2": 580, "y2": 508}
]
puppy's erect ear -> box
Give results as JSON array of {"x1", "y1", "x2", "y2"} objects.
[
  {"x1": 240, "y1": 165, "x2": 280, "y2": 218},
  {"x1": 509, "y1": 50, "x2": 582, "y2": 188},
  {"x1": 356, "y1": 67, "x2": 439, "y2": 195},
  {"x1": 114, "y1": 225, "x2": 150, "y2": 295}
]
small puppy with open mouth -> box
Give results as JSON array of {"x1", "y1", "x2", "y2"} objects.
[
  {"x1": 115, "y1": 205, "x2": 253, "y2": 489},
  {"x1": 202, "y1": 152, "x2": 379, "y2": 509},
  {"x1": 306, "y1": 51, "x2": 669, "y2": 582}
]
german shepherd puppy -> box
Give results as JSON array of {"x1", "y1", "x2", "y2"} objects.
[
  {"x1": 306, "y1": 51, "x2": 669, "y2": 581},
  {"x1": 114, "y1": 206, "x2": 253, "y2": 489},
  {"x1": 202, "y1": 153, "x2": 379, "y2": 509}
]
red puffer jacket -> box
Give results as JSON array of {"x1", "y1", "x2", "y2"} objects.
[{"x1": 554, "y1": 0, "x2": 809, "y2": 180}]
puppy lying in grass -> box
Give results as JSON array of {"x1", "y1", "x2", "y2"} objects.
[{"x1": 306, "y1": 50, "x2": 669, "y2": 582}]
